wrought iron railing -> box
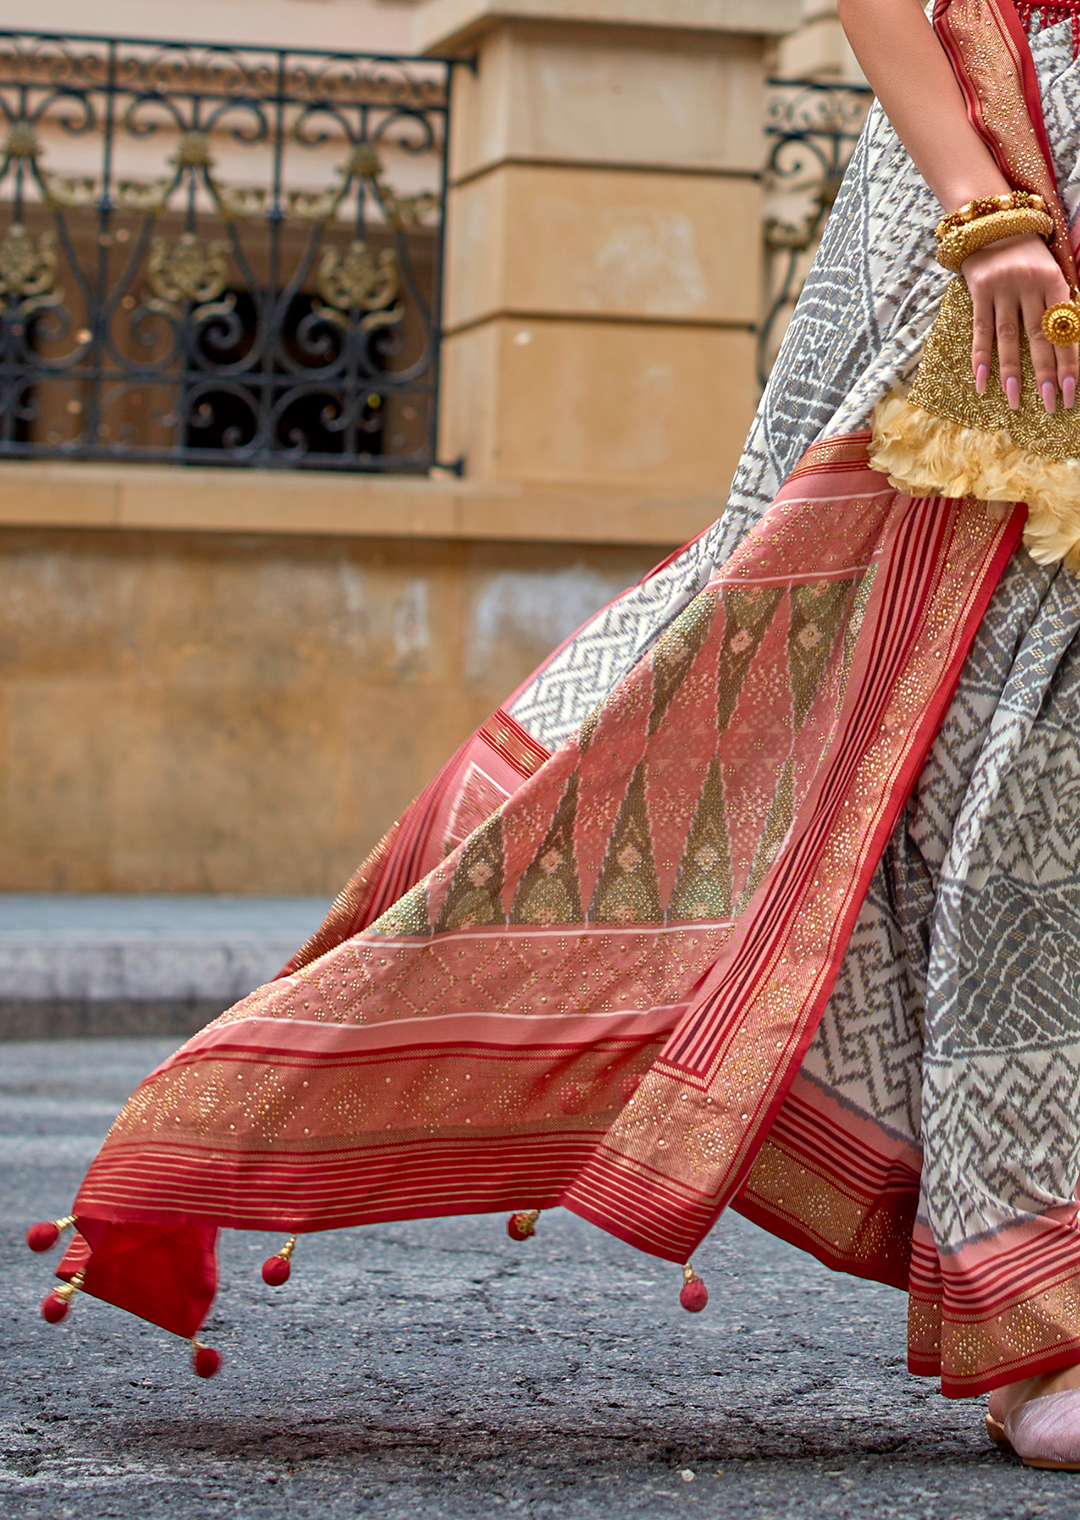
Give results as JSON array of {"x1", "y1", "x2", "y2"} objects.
[
  {"x1": 759, "y1": 78, "x2": 874, "y2": 388},
  {"x1": 0, "y1": 30, "x2": 452, "y2": 471}
]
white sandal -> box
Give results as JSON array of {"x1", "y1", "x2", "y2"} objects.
[{"x1": 1004, "y1": 1388, "x2": 1080, "y2": 1470}]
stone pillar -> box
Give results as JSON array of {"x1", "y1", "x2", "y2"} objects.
[
  {"x1": 416, "y1": 0, "x2": 800, "y2": 495},
  {"x1": 775, "y1": 0, "x2": 865, "y2": 83}
]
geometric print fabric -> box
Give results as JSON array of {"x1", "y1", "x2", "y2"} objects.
[
  {"x1": 50, "y1": 10, "x2": 1080, "y2": 1403},
  {"x1": 797, "y1": 17, "x2": 1080, "y2": 1275}
]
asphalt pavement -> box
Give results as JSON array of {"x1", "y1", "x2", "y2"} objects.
[{"x1": 2, "y1": 1037, "x2": 1078, "y2": 1520}]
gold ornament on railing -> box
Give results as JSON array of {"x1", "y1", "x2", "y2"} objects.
[
  {"x1": 376, "y1": 184, "x2": 439, "y2": 231},
  {"x1": 2, "y1": 123, "x2": 40, "y2": 161},
  {"x1": 0, "y1": 222, "x2": 60, "y2": 310},
  {"x1": 114, "y1": 178, "x2": 175, "y2": 215},
  {"x1": 212, "y1": 183, "x2": 271, "y2": 220},
  {"x1": 41, "y1": 173, "x2": 99, "y2": 211},
  {"x1": 348, "y1": 144, "x2": 382, "y2": 180},
  {"x1": 0, "y1": 113, "x2": 440, "y2": 232},
  {"x1": 173, "y1": 131, "x2": 213, "y2": 169},
  {"x1": 314, "y1": 240, "x2": 404, "y2": 332},
  {"x1": 342, "y1": 143, "x2": 438, "y2": 229},
  {"x1": 147, "y1": 231, "x2": 230, "y2": 317},
  {"x1": 286, "y1": 144, "x2": 439, "y2": 229},
  {"x1": 317, "y1": 240, "x2": 398, "y2": 314},
  {"x1": 284, "y1": 146, "x2": 385, "y2": 224}
]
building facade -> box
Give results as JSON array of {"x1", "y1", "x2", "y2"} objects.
[{"x1": 0, "y1": 0, "x2": 860, "y2": 894}]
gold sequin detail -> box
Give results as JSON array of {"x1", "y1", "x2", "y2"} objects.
[{"x1": 908, "y1": 277, "x2": 1080, "y2": 462}]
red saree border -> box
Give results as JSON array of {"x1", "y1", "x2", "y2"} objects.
[
  {"x1": 733, "y1": 1073, "x2": 921, "y2": 1293},
  {"x1": 480, "y1": 710, "x2": 550, "y2": 777},
  {"x1": 561, "y1": 472, "x2": 1025, "y2": 1265},
  {"x1": 787, "y1": 430, "x2": 880, "y2": 480},
  {"x1": 909, "y1": 1217, "x2": 1080, "y2": 1396},
  {"x1": 73, "y1": 1131, "x2": 606, "y2": 1232},
  {"x1": 282, "y1": 705, "x2": 551, "y2": 975},
  {"x1": 733, "y1": 1073, "x2": 1080, "y2": 1398}
]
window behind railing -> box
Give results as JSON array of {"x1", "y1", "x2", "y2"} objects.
[{"x1": 0, "y1": 30, "x2": 451, "y2": 471}]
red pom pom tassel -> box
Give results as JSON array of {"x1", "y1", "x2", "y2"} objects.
[
  {"x1": 507, "y1": 1209, "x2": 540, "y2": 1242},
  {"x1": 26, "y1": 1215, "x2": 75, "y2": 1253},
  {"x1": 40, "y1": 1270, "x2": 84, "y2": 1324},
  {"x1": 192, "y1": 1340, "x2": 222, "y2": 1378},
  {"x1": 261, "y1": 1234, "x2": 297, "y2": 1286},
  {"x1": 679, "y1": 1263, "x2": 708, "y2": 1313},
  {"x1": 40, "y1": 1290, "x2": 70, "y2": 1323}
]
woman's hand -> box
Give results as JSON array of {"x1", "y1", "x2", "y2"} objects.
[
  {"x1": 963, "y1": 233, "x2": 1079, "y2": 412},
  {"x1": 837, "y1": 0, "x2": 1079, "y2": 413}
]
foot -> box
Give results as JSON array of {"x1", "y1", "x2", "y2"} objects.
[{"x1": 987, "y1": 1364, "x2": 1080, "y2": 1469}]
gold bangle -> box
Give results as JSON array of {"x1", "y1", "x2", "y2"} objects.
[
  {"x1": 1042, "y1": 301, "x2": 1080, "y2": 346},
  {"x1": 935, "y1": 207, "x2": 1056, "y2": 273},
  {"x1": 935, "y1": 190, "x2": 1047, "y2": 241}
]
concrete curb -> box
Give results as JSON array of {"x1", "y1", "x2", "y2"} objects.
[{"x1": 0, "y1": 894, "x2": 332, "y2": 1038}]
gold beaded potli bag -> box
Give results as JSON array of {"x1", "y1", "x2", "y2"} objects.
[
  {"x1": 871, "y1": 279, "x2": 1080, "y2": 568},
  {"x1": 869, "y1": 0, "x2": 1080, "y2": 569}
]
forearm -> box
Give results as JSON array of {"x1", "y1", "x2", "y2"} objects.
[
  {"x1": 837, "y1": 0, "x2": 1009, "y2": 209},
  {"x1": 840, "y1": 0, "x2": 1076, "y2": 405}
]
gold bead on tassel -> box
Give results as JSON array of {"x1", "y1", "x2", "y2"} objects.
[
  {"x1": 262, "y1": 1233, "x2": 298, "y2": 1286},
  {"x1": 506, "y1": 1209, "x2": 541, "y2": 1241}
]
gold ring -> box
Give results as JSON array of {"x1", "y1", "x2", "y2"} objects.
[{"x1": 1041, "y1": 301, "x2": 1080, "y2": 346}]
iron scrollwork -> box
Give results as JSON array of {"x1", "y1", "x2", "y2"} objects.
[
  {"x1": 0, "y1": 29, "x2": 453, "y2": 471},
  {"x1": 759, "y1": 78, "x2": 873, "y2": 388}
]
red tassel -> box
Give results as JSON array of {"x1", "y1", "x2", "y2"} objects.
[
  {"x1": 679, "y1": 1263, "x2": 708, "y2": 1313},
  {"x1": 40, "y1": 1290, "x2": 70, "y2": 1323},
  {"x1": 507, "y1": 1209, "x2": 540, "y2": 1241},
  {"x1": 261, "y1": 1234, "x2": 297, "y2": 1286},
  {"x1": 192, "y1": 1340, "x2": 221, "y2": 1378},
  {"x1": 26, "y1": 1215, "x2": 75, "y2": 1253},
  {"x1": 40, "y1": 1270, "x2": 84, "y2": 1324}
]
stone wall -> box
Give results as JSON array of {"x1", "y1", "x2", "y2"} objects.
[
  {"x1": 423, "y1": 0, "x2": 796, "y2": 493},
  {"x1": 0, "y1": 520, "x2": 661, "y2": 893},
  {"x1": 774, "y1": 0, "x2": 863, "y2": 82},
  {"x1": 0, "y1": 0, "x2": 801, "y2": 896}
]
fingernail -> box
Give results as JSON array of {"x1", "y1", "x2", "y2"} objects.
[
  {"x1": 1006, "y1": 376, "x2": 1021, "y2": 410},
  {"x1": 975, "y1": 363, "x2": 989, "y2": 395},
  {"x1": 1043, "y1": 380, "x2": 1058, "y2": 414},
  {"x1": 1065, "y1": 376, "x2": 1076, "y2": 409}
]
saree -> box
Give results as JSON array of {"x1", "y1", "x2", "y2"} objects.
[{"x1": 39, "y1": 0, "x2": 1080, "y2": 1399}]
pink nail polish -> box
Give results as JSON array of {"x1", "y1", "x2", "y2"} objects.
[
  {"x1": 1006, "y1": 376, "x2": 1021, "y2": 410},
  {"x1": 1065, "y1": 376, "x2": 1077, "y2": 410},
  {"x1": 1043, "y1": 380, "x2": 1058, "y2": 414},
  {"x1": 975, "y1": 363, "x2": 989, "y2": 395}
]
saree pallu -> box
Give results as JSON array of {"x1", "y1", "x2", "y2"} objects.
[
  {"x1": 53, "y1": 1, "x2": 1080, "y2": 1399},
  {"x1": 63, "y1": 448, "x2": 1022, "y2": 1345}
]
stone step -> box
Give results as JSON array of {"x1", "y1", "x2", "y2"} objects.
[{"x1": 0, "y1": 895, "x2": 332, "y2": 1038}]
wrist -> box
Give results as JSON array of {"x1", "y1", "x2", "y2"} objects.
[
  {"x1": 937, "y1": 207, "x2": 1055, "y2": 274},
  {"x1": 934, "y1": 179, "x2": 1012, "y2": 215}
]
